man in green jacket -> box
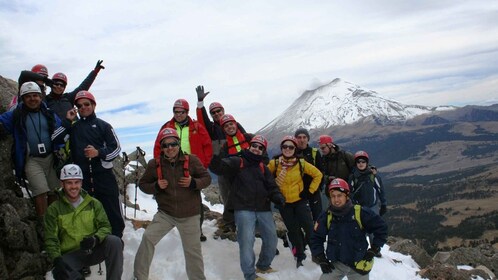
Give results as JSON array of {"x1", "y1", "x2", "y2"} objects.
[{"x1": 44, "y1": 164, "x2": 123, "y2": 280}]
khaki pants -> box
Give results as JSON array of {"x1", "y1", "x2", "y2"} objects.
[
  {"x1": 25, "y1": 154, "x2": 59, "y2": 196},
  {"x1": 134, "y1": 211, "x2": 205, "y2": 280}
]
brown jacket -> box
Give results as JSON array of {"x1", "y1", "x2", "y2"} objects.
[{"x1": 139, "y1": 153, "x2": 211, "y2": 218}]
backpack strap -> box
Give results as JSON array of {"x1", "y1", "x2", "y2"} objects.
[
  {"x1": 311, "y1": 147, "x2": 318, "y2": 166},
  {"x1": 155, "y1": 157, "x2": 163, "y2": 180},
  {"x1": 183, "y1": 154, "x2": 190, "y2": 177},
  {"x1": 327, "y1": 204, "x2": 363, "y2": 230},
  {"x1": 155, "y1": 154, "x2": 190, "y2": 179}
]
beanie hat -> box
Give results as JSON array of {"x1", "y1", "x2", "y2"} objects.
[{"x1": 294, "y1": 128, "x2": 310, "y2": 140}]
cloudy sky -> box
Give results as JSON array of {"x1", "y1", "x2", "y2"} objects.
[{"x1": 2, "y1": 0, "x2": 498, "y2": 153}]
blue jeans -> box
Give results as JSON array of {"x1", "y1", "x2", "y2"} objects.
[{"x1": 235, "y1": 210, "x2": 278, "y2": 280}]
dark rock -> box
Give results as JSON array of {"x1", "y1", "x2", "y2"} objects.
[
  {"x1": 443, "y1": 244, "x2": 498, "y2": 274},
  {"x1": 419, "y1": 262, "x2": 492, "y2": 280},
  {"x1": 388, "y1": 236, "x2": 433, "y2": 268}
]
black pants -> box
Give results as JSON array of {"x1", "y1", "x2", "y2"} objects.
[
  {"x1": 278, "y1": 199, "x2": 313, "y2": 261},
  {"x1": 309, "y1": 190, "x2": 323, "y2": 222},
  {"x1": 83, "y1": 169, "x2": 125, "y2": 238}
]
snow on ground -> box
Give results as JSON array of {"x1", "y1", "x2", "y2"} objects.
[{"x1": 47, "y1": 184, "x2": 426, "y2": 280}]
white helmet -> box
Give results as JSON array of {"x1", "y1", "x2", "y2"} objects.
[
  {"x1": 20, "y1": 81, "x2": 42, "y2": 97},
  {"x1": 60, "y1": 164, "x2": 84, "y2": 180}
]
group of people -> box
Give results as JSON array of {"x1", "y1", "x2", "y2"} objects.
[
  {"x1": 0, "y1": 62, "x2": 124, "y2": 279},
  {"x1": 0, "y1": 64, "x2": 388, "y2": 280}
]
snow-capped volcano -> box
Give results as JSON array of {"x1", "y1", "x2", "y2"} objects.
[{"x1": 259, "y1": 78, "x2": 454, "y2": 133}]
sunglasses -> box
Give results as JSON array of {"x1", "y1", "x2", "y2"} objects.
[
  {"x1": 161, "y1": 142, "x2": 180, "y2": 149},
  {"x1": 356, "y1": 159, "x2": 367, "y2": 164},
  {"x1": 281, "y1": 144, "x2": 295, "y2": 150},
  {"x1": 210, "y1": 109, "x2": 223, "y2": 115},
  {"x1": 76, "y1": 102, "x2": 92, "y2": 108},
  {"x1": 52, "y1": 82, "x2": 66, "y2": 87},
  {"x1": 174, "y1": 110, "x2": 186, "y2": 115},
  {"x1": 250, "y1": 143, "x2": 265, "y2": 151}
]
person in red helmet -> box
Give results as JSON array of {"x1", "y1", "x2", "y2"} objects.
[
  {"x1": 209, "y1": 114, "x2": 267, "y2": 238},
  {"x1": 310, "y1": 178, "x2": 387, "y2": 279},
  {"x1": 318, "y1": 134, "x2": 355, "y2": 186},
  {"x1": 153, "y1": 98, "x2": 213, "y2": 241},
  {"x1": 194, "y1": 85, "x2": 246, "y2": 153},
  {"x1": 153, "y1": 98, "x2": 212, "y2": 167},
  {"x1": 209, "y1": 135, "x2": 284, "y2": 280},
  {"x1": 52, "y1": 90, "x2": 125, "y2": 239},
  {"x1": 8, "y1": 64, "x2": 53, "y2": 111},
  {"x1": 46, "y1": 60, "x2": 105, "y2": 119},
  {"x1": 267, "y1": 135, "x2": 323, "y2": 268},
  {"x1": 135, "y1": 127, "x2": 211, "y2": 280}
]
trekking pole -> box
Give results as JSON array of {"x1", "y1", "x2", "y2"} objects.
[
  {"x1": 122, "y1": 152, "x2": 129, "y2": 218},
  {"x1": 134, "y1": 146, "x2": 146, "y2": 218}
]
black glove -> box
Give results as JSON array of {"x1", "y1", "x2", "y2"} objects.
[
  {"x1": 43, "y1": 76, "x2": 53, "y2": 87},
  {"x1": 80, "y1": 236, "x2": 98, "y2": 251},
  {"x1": 379, "y1": 205, "x2": 387, "y2": 216},
  {"x1": 312, "y1": 253, "x2": 334, "y2": 274},
  {"x1": 364, "y1": 246, "x2": 380, "y2": 261},
  {"x1": 272, "y1": 194, "x2": 286, "y2": 208},
  {"x1": 196, "y1": 85, "x2": 210, "y2": 101},
  {"x1": 299, "y1": 190, "x2": 312, "y2": 199},
  {"x1": 94, "y1": 60, "x2": 105, "y2": 72}
]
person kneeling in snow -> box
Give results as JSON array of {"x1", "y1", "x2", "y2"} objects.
[
  {"x1": 209, "y1": 135, "x2": 285, "y2": 280},
  {"x1": 310, "y1": 178, "x2": 387, "y2": 280},
  {"x1": 44, "y1": 164, "x2": 123, "y2": 280},
  {"x1": 134, "y1": 128, "x2": 211, "y2": 280}
]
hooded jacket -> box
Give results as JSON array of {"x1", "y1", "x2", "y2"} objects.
[
  {"x1": 44, "y1": 189, "x2": 111, "y2": 260},
  {"x1": 310, "y1": 203, "x2": 388, "y2": 267}
]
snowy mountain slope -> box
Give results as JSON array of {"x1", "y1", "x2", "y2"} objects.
[{"x1": 258, "y1": 78, "x2": 454, "y2": 134}]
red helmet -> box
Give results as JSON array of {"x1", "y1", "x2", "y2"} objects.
[
  {"x1": 328, "y1": 178, "x2": 350, "y2": 194},
  {"x1": 31, "y1": 64, "x2": 48, "y2": 77},
  {"x1": 219, "y1": 114, "x2": 236, "y2": 127},
  {"x1": 158, "y1": 127, "x2": 180, "y2": 142},
  {"x1": 209, "y1": 102, "x2": 224, "y2": 113},
  {"x1": 52, "y1": 72, "x2": 67, "y2": 84},
  {"x1": 74, "y1": 91, "x2": 96, "y2": 105},
  {"x1": 280, "y1": 135, "x2": 298, "y2": 147},
  {"x1": 354, "y1": 150, "x2": 369, "y2": 162},
  {"x1": 319, "y1": 135, "x2": 333, "y2": 145},
  {"x1": 250, "y1": 135, "x2": 268, "y2": 150},
  {"x1": 173, "y1": 99, "x2": 189, "y2": 111}
]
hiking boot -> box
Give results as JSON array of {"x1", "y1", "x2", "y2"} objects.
[
  {"x1": 296, "y1": 260, "x2": 304, "y2": 268},
  {"x1": 256, "y1": 267, "x2": 277, "y2": 274},
  {"x1": 200, "y1": 232, "x2": 207, "y2": 242},
  {"x1": 375, "y1": 251, "x2": 382, "y2": 258},
  {"x1": 80, "y1": 266, "x2": 91, "y2": 277},
  {"x1": 275, "y1": 248, "x2": 279, "y2": 255}
]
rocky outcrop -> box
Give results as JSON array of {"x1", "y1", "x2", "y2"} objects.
[
  {"x1": 388, "y1": 236, "x2": 433, "y2": 268},
  {"x1": 0, "y1": 75, "x2": 48, "y2": 279}
]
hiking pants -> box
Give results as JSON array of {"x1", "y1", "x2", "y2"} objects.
[
  {"x1": 83, "y1": 169, "x2": 125, "y2": 238},
  {"x1": 235, "y1": 210, "x2": 278, "y2": 280},
  {"x1": 53, "y1": 235, "x2": 123, "y2": 280},
  {"x1": 134, "y1": 211, "x2": 205, "y2": 280},
  {"x1": 309, "y1": 190, "x2": 323, "y2": 222},
  {"x1": 278, "y1": 199, "x2": 314, "y2": 262}
]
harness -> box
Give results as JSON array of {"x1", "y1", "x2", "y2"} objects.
[{"x1": 155, "y1": 154, "x2": 190, "y2": 180}]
